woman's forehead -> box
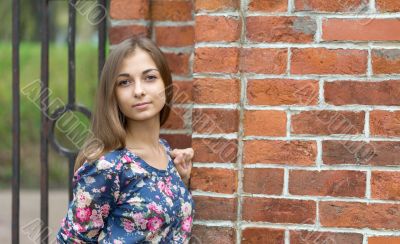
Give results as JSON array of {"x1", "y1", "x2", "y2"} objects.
[{"x1": 119, "y1": 51, "x2": 158, "y2": 74}]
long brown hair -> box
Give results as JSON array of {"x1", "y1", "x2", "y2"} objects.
[{"x1": 74, "y1": 36, "x2": 173, "y2": 172}]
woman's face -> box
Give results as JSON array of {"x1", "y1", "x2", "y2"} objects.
[{"x1": 115, "y1": 47, "x2": 166, "y2": 123}]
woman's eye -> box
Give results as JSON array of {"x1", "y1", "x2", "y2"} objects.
[
  {"x1": 146, "y1": 75, "x2": 157, "y2": 81},
  {"x1": 118, "y1": 80, "x2": 130, "y2": 86}
]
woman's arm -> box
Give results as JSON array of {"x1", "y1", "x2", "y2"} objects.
[
  {"x1": 169, "y1": 148, "x2": 194, "y2": 189},
  {"x1": 57, "y1": 155, "x2": 120, "y2": 243},
  {"x1": 181, "y1": 176, "x2": 190, "y2": 189},
  {"x1": 160, "y1": 138, "x2": 193, "y2": 189}
]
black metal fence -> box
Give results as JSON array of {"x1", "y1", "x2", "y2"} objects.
[{"x1": 11, "y1": 0, "x2": 108, "y2": 243}]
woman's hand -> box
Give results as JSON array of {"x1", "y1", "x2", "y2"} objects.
[{"x1": 169, "y1": 148, "x2": 194, "y2": 187}]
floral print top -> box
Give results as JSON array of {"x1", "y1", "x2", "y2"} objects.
[{"x1": 57, "y1": 138, "x2": 195, "y2": 243}]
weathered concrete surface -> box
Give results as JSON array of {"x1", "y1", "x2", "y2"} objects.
[{"x1": 0, "y1": 189, "x2": 68, "y2": 244}]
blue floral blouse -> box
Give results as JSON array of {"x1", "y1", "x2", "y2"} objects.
[{"x1": 57, "y1": 138, "x2": 195, "y2": 243}]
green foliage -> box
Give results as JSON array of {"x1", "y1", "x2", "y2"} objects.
[
  {"x1": 0, "y1": 42, "x2": 104, "y2": 189},
  {"x1": 0, "y1": 0, "x2": 99, "y2": 42}
]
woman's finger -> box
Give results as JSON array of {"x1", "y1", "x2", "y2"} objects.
[{"x1": 174, "y1": 156, "x2": 182, "y2": 165}]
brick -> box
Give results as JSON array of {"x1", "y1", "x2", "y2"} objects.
[
  {"x1": 194, "y1": 47, "x2": 239, "y2": 73},
  {"x1": 372, "y1": 49, "x2": 400, "y2": 74},
  {"x1": 193, "y1": 78, "x2": 240, "y2": 104},
  {"x1": 155, "y1": 26, "x2": 194, "y2": 47},
  {"x1": 172, "y1": 80, "x2": 192, "y2": 104},
  {"x1": 192, "y1": 138, "x2": 238, "y2": 163},
  {"x1": 243, "y1": 197, "x2": 316, "y2": 223},
  {"x1": 244, "y1": 140, "x2": 317, "y2": 166},
  {"x1": 161, "y1": 107, "x2": 186, "y2": 129},
  {"x1": 295, "y1": 0, "x2": 367, "y2": 12},
  {"x1": 195, "y1": 0, "x2": 239, "y2": 12},
  {"x1": 151, "y1": 0, "x2": 193, "y2": 21},
  {"x1": 191, "y1": 167, "x2": 237, "y2": 194},
  {"x1": 160, "y1": 134, "x2": 191, "y2": 150},
  {"x1": 192, "y1": 108, "x2": 239, "y2": 133},
  {"x1": 289, "y1": 170, "x2": 366, "y2": 197},
  {"x1": 244, "y1": 110, "x2": 287, "y2": 136},
  {"x1": 371, "y1": 171, "x2": 400, "y2": 201},
  {"x1": 325, "y1": 80, "x2": 400, "y2": 105},
  {"x1": 376, "y1": 0, "x2": 400, "y2": 12},
  {"x1": 242, "y1": 228, "x2": 285, "y2": 244},
  {"x1": 247, "y1": 79, "x2": 319, "y2": 106},
  {"x1": 290, "y1": 230, "x2": 363, "y2": 244},
  {"x1": 322, "y1": 141, "x2": 400, "y2": 166},
  {"x1": 243, "y1": 168, "x2": 284, "y2": 195},
  {"x1": 246, "y1": 16, "x2": 316, "y2": 43},
  {"x1": 109, "y1": 25, "x2": 148, "y2": 44},
  {"x1": 323, "y1": 18, "x2": 400, "y2": 41},
  {"x1": 291, "y1": 48, "x2": 368, "y2": 75},
  {"x1": 320, "y1": 201, "x2": 400, "y2": 229},
  {"x1": 370, "y1": 110, "x2": 400, "y2": 137},
  {"x1": 291, "y1": 111, "x2": 365, "y2": 135},
  {"x1": 195, "y1": 15, "x2": 241, "y2": 42},
  {"x1": 369, "y1": 236, "x2": 400, "y2": 244},
  {"x1": 248, "y1": 0, "x2": 288, "y2": 12},
  {"x1": 164, "y1": 52, "x2": 190, "y2": 75},
  {"x1": 193, "y1": 196, "x2": 237, "y2": 220},
  {"x1": 191, "y1": 225, "x2": 235, "y2": 244},
  {"x1": 240, "y1": 48, "x2": 287, "y2": 74},
  {"x1": 110, "y1": 0, "x2": 149, "y2": 20}
]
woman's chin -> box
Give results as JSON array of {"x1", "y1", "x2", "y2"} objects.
[{"x1": 126, "y1": 113, "x2": 158, "y2": 122}]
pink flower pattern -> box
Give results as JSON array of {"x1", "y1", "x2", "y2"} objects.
[
  {"x1": 76, "y1": 208, "x2": 91, "y2": 223},
  {"x1": 57, "y1": 138, "x2": 195, "y2": 243}
]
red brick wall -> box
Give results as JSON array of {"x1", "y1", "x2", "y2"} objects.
[{"x1": 109, "y1": 0, "x2": 400, "y2": 243}]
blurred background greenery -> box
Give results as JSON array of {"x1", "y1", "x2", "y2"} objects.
[{"x1": 0, "y1": 0, "x2": 109, "y2": 189}]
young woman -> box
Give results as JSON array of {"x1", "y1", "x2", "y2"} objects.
[{"x1": 57, "y1": 36, "x2": 195, "y2": 243}]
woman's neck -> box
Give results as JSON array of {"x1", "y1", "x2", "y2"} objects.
[{"x1": 125, "y1": 116, "x2": 161, "y2": 150}]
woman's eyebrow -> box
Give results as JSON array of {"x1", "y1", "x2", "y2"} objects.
[
  {"x1": 117, "y1": 69, "x2": 158, "y2": 78},
  {"x1": 117, "y1": 73, "x2": 130, "y2": 78},
  {"x1": 143, "y1": 68, "x2": 158, "y2": 74}
]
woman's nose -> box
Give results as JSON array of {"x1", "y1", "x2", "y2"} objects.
[{"x1": 134, "y1": 81, "x2": 145, "y2": 97}]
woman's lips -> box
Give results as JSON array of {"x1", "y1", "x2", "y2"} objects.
[{"x1": 133, "y1": 102, "x2": 150, "y2": 109}]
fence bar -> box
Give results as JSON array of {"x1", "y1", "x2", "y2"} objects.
[
  {"x1": 98, "y1": 0, "x2": 107, "y2": 81},
  {"x1": 40, "y1": 0, "x2": 50, "y2": 243},
  {"x1": 68, "y1": 0, "x2": 76, "y2": 107},
  {"x1": 12, "y1": 0, "x2": 20, "y2": 242},
  {"x1": 68, "y1": 0, "x2": 77, "y2": 202}
]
